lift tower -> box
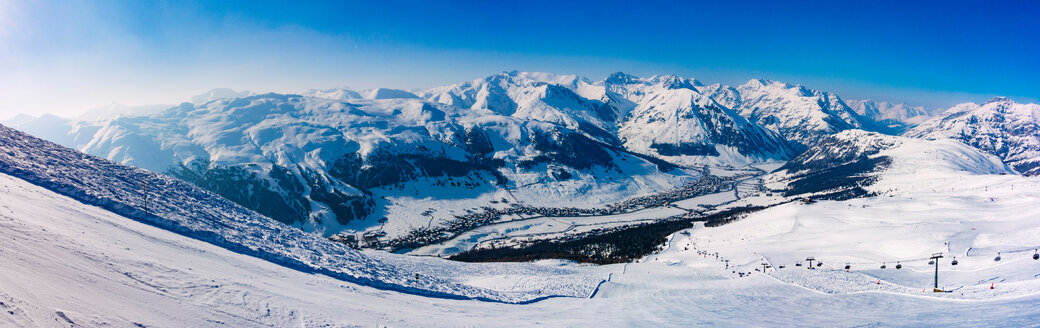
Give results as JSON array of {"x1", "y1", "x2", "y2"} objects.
[{"x1": 930, "y1": 252, "x2": 944, "y2": 291}]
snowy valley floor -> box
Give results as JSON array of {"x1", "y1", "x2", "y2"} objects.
[{"x1": 3, "y1": 170, "x2": 1040, "y2": 327}]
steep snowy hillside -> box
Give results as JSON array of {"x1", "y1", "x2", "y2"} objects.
[
  {"x1": 5, "y1": 161, "x2": 1040, "y2": 327},
  {"x1": 766, "y1": 129, "x2": 1014, "y2": 198},
  {"x1": 617, "y1": 85, "x2": 792, "y2": 166},
  {"x1": 1, "y1": 114, "x2": 76, "y2": 148},
  {"x1": 906, "y1": 97, "x2": 1040, "y2": 176},
  {"x1": 716, "y1": 79, "x2": 877, "y2": 150},
  {"x1": 0, "y1": 124, "x2": 602, "y2": 304}
]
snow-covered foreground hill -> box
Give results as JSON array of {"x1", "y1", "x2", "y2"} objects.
[
  {"x1": 0, "y1": 124, "x2": 602, "y2": 304},
  {"x1": 907, "y1": 97, "x2": 1040, "y2": 176},
  {"x1": 3, "y1": 168, "x2": 1040, "y2": 327}
]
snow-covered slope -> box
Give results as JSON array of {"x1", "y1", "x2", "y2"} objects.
[
  {"x1": 617, "y1": 85, "x2": 792, "y2": 166},
  {"x1": 3, "y1": 137, "x2": 1039, "y2": 325},
  {"x1": 4, "y1": 119, "x2": 1040, "y2": 325},
  {"x1": 6, "y1": 166, "x2": 1040, "y2": 327},
  {"x1": 715, "y1": 79, "x2": 877, "y2": 150},
  {"x1": 906, "y1": 97, "x2": 1040, "y2": 176},
  {"x1": 0, "y1": 123, "x2": 602, "y2": 304},
  {"x1": 766, "y1": 129, "x2": 1014, "y2": 198},
  {"x1": 0, "y1": 114, "x2": 76, "y2": 148}
]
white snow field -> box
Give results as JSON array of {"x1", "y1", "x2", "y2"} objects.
[
  {"x1": 0, "y1": 125, "x2": 602, "y2": 304},
  {"x1": 2, "y1": 169, "x2": 1040, "y2": 327},
  {"x1": 3, "y1": 125, "x2": 1040, "y2": 326}
]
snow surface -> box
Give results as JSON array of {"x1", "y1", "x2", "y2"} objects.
[
  {"x1": 3, "y1": 168, "x2": 1040, "y2": 326},
  {"x1": 9, "y1": 71, "x2": 961, "y2": 246},
  {"x1": 3, "y1": 122, "x2": 1040, "y2": 325},
  {"x1": 907, "y1": 97, "x2": 1040, "y2": 176},
  {"x1": 0, "y1": 124, "x2": 602, "y2": 304}
]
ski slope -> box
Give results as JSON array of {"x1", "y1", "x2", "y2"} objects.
[
  {"x1": 0, "y1": 124, "x2": 602, "y2": 304},
  {"x1": 3, "y1": 122, "x2": 1040, "y2": 326},
  {"x1": 2, "y1": 167, "x2": 1039, "y2": 327}
]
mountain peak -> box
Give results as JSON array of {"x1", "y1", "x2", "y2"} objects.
[
  {"x1": 191, "y1": 88, "x2": 254, "y2": 104},
  {"x1": 984, "y1": 96, "x2": 1012, "y2": 105},
  {"x1": 364, "y1": 88, "x2": 419, "y2": 100},
  {"x1": 604, "y1": 72, "x2": 639, "y2": 85}
]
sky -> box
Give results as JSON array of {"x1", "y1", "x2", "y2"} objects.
[{"x1": 1, "y1": 0, "x2": 1038, "y2": 118}]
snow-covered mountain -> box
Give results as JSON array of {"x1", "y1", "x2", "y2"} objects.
[
  {"x1": 60, "y1": 93, "x2": 693, "y2": 237},
  {"x1": 766, "y1": 129, "x2": 1015, "y2": 198},
  {"x1": 846, "y1": 99, "x2": 935, "y2": 134},
  {"x1": 191, "y1": 88, "x2": 256, "y2": 104},
  {"x1": 847, "y1": 99, "x2": 934, "y2": 125},
  {"x1": 77, "y1": 102, "x2": 171, "y2": 121},
  {"x1": 905, "y1": 97, "x2": 1040, "y2": 176},
  {"x1": 421, "y1": 71, "x2": 795, "y2": 165},
  {"x1": 12, "y1": 71, "x2": 1015, "y2": 244},
  {"x1": 0, "y1": 123, "x2": 601, "y2": 304},
  {"x1": 705, "y1": 79, "x2": 880, "y2": 150},
  {"x1": 616, "y1": 82, "x2": 793, "y2": 165},
  {"x1": 4, "y1": 120, "x2": 1040, "y2": 326},
  {"x1": 420, "y1": 71, "x2": 624, "y2": 145}
]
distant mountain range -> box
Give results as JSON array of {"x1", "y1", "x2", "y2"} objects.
[{"x1": 4, "y1": 71, "x2": 1037, "y2": 240}]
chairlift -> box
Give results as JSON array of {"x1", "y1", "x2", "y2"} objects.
[
  {"x1": 928, "y1": 259, "x2": 935, "y2": 265},
  {"x1": 895, "y1": 262, "x2": 902, "y2": 269},
  {"x1": 994, "y1": 252, "x2": 1001, "y2": 262},
  {"x1": 880, "y1": 262, "x2": 887, "y2": 269},
  {"x1": 951, "y1": 257, "x2": 958, "y2": 266}
]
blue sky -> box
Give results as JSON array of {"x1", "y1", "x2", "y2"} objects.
[{"x1": 1, "y1": 0, "x2": 1038, "y2": 117}]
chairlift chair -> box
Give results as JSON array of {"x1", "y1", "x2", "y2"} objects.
[
  {"x1": 895, "y1": 262, "x2": 902, "y2": 269},
  {"x1": 1034, "y1": 249, "x2": 1039, "y2": 260},
  {"x1": 951, "y1": 257, "x2": 958, "y2": 266},
  {"x1": 994, "y1": 252, "x2": 1001, "y2": 262},
  {"x1": 880, "y1": 262, "x2": 887, "y2": 269},
  {"x1": 844, "y1": 263, "x2": 851, "y2": 270}
]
